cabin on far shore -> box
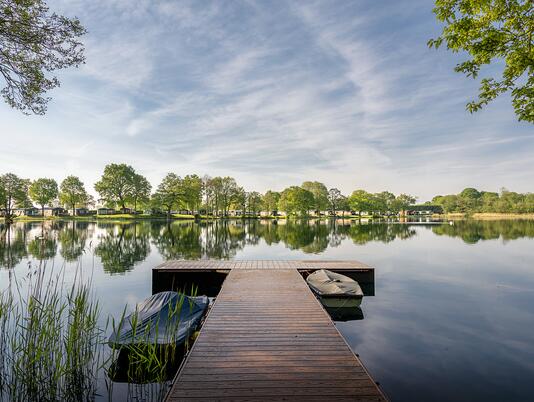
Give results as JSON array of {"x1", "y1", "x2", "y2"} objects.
[
  {"x1": 12, "y1": 207, "x2": 68, "y2": 217},
  {"x1": 405, "y1": 205, "x2": 443, "y2": 215},
  {"x1": 97, "y1": 207, "x2": 117, "y2": 215}
]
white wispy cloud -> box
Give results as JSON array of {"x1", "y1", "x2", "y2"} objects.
[{"x1": 0, "y1": 0, "x2": 532, "y2": 201}]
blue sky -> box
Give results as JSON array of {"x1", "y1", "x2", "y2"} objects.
[{"x1": 1, "y1": 0, "x2": 532, "y2": 202}]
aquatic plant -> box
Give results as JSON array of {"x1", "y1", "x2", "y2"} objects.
[
  {"x1": 0, "y1": 263, "x2": 103, "y2": 402},
  {"x1": 107, "y1": 285, "x2": 200, "y2": 399}
]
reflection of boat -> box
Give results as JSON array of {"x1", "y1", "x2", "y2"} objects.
[
  {"x1": 108, "y1": 347, "x2": 184, "y2": 383},
  {"x1": 318, "y1": 295, "x2": 362, "y2": 308},
  {"x1": 323, "y1": 304, "x2": 364, "y2": 322},
  {"x1": 108, "y1": 291, "x2": 209, "y2": 348},
  {"x1": 306, "y1": 269, "x2": 363, "y2": 308}
]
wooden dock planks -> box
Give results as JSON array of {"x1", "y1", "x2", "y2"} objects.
[
  {"x1": 154, "y1": 259, "x2": 372, "y2": 272},
  {"x1": 165, "y1": 268, "x2": 386, "y2": 401}
]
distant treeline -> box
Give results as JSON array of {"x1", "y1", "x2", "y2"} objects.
[
  {"x1": 1, "y1": 164, "x2": 417, "y2": 220},
  {"x1": 2, "y1": 164, "x2": 532, "y2": 220},
  {"x1": 431, "y1": 188, "x2": 534, "y2": 214}
]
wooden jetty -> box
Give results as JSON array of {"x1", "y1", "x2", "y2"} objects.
[{"x1": 161, "y1": 260, "x2": 386, "y2": 401}]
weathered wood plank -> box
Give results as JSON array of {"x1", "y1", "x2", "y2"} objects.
[
  {"x1": 154, "y1": 259, "x2": 372, "y2": 271},
  {"x1": 164, "y1": 268, "x2": 386, "y2": 401}
]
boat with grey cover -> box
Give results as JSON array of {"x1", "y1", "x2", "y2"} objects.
[
  {"x1": 306, "y1": 269, "x2": 364, "y2": 308},
  {"x1": 108, "y1": 291, "x2": 209, "y2": 348}
]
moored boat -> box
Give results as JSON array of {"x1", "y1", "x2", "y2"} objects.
[
  {"x1": 306, "y1": 269, "x2": 364, "y2": 307},
  {"x1": 108, "y1": 291, "x2": 209, "y2": 348}
]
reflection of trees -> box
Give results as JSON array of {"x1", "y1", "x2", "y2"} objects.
[
  {"x1": 0, "y1": 224, "x2": 28, "y2": 269},
  {"x1": 94, "y1": 223, "x2": 150, "y2": 274},
  {"x1": 349, "y1": 223, "x2": 417, "y2": 244},
  {"x1": 432, "y1": 220, "x2": 534, "y2": 243},
  {"x1": 58, "y1": 221, "x2": 88, "y2": 261},
  {"x1": 275, "y1": 220, "x2": 333, "y2": 254},
  {"x1": 204, "y1": 221, "x2": 246, "y2": 259},
  {"x1": 27, "y1": 222, "x2": 57, "y2": 260},
  {"x1": 153, "y1": 220, "x2": 265, "y2": 260},
  {"x1": 257, "y1": 220, "x2": 281, "y2": 245},
  {"x1": 27, "y1": 237, "x2": 57, "y2": 260},
  {"x1": 153, "y1": 222, "x2": 203, "y2": 260},
  {"x1": 5, "y1": 219, "x2": 534, "y2": 273}
]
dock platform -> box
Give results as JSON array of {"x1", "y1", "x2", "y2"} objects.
[{"x1": 163, "y1": 261, "x2": 386, "y2": 401}]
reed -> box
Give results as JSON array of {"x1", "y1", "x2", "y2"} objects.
[
  {"x1": 0, "y1": 263, "x2": 104, "y2": 402},
  {"x1": 107, "y1": 285, "x2": 200, "y2": 400},
  {"x1": 0, "y1": 257, "x2": 199, "y2": 402}
]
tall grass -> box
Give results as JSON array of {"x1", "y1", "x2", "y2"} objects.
[
  {"x1": 0, "y1": 263, "x2": 103, "y2": 402},
  {"x1": 107, "y1": 286, "x2": 200, "y2": 400},
  {"x1": 0, "y1": 257, "x2": 200, "y2": 402}
]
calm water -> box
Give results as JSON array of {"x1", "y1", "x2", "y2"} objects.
[{"x1": 1, "y1": 219, "x2": 534, "y2": 401}]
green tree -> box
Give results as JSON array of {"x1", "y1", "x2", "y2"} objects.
[
  {"x1": 278, "y1": 186, "x2": 314, "y2": 216},
  {"x1": 94, "y1": 163, "x2": 136, "y2": 210},
  {"x1": 373, "y1": 191, "x2": 396, "y2": 215},
  {"x1": 182, "y1": 174, "x2": 203, "y2": 213},
  {"x1": 301, "y1": 181, "x2": 329, "y2": 213},
  {"x1": 480, "y1": 191, "x2": 499, "y2": 212},
  {"x1": 246, "y1": 191, "x2": 262, "y2": 215},
  {"x1": 262, "y1": 191, "x2": 281, "y2": 214},
  {"x1": 59, "y1": 176, "x2": 89, "y2": 216},
  {"x1": 433, "y1": 194, "x2": 460, "y2": 212},
  {"x1": 231, "y1": 187, "x2": 247, "y2": 214},
  {"x1": 29, "y1": 178, "x2": 58, "y2": 216},
  {"x1": 0, "y1": 0, "x2": 86, "y2": 114},
  {"x1": 348, "y1": 190, "x2": 373, "y2": 217},
  {"x1": 0, "y1": 173, "x2": 30, "y2": 221},
  {"x1": 129, "y1": 173, "x2": 151, "y2": 212},
  {"x1": 152, "y1": 173, "x2": 184, "y2": 219},
  {"x1": 429, "y1": 0, "x2": 534, "y2": 122},
  {"x1": 220, "y1": 177, "x2": 239, "y2": 216},
  {"x1": 327, "y1": 188, "x2": 345, "y2": 216},
  {"x1": 459, "y1": 187, "x2": 482, "y2": 211},
  {"x1": 392, "y1": 193, "x2": 417, "y2": 214}
]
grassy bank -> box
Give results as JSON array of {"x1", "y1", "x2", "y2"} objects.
[
  {"x1": 435, "y1": 213, "x2": 534, "y2": 220},
  {"x1": 9, "y1": 213, "x2": 383, "y2": 222}
]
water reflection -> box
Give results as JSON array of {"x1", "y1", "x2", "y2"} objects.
[
  {"x1": 58, "y1": 221, "x2": 90, "y2": 261},
  {"x1": 432, "y1": 219, "x2": 534, "y2": 243},
  {"x1": 1, "y1": 219, "x2": 534, "y2": 270},
  {"x1": 94, "y1": 223, "x2": 151, "y2": 274}
]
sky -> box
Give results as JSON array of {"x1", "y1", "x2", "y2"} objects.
[{"x1": 1, "y1": 0, "x2": 533, "y2": 202}]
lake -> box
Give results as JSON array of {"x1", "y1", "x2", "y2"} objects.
[{"x1": 1, "y1": 218, "x2": 534, "y2": 401}]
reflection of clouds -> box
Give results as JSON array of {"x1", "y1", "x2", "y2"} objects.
[{"x1": 1, "y1": 220, "x2": 534, "y2": 400}]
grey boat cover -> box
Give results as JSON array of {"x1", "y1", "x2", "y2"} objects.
[
  {"x1": 108, "y1": 291, "x2": 209, "y2": 347},
  {"x1": 306, "y1": 269, "x2": 364, "y2": 298}
]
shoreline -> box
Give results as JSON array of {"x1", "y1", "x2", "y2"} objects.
[
  {"x1": 7, "y1": 212, "x2": 534, "y2": 223},
  {"x1": 435, "y1": 213, "x2": 534, "y2": 220}
]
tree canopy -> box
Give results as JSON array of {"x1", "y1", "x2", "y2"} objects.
[
  {"x1": 0, "y1": 173, "x2": 30, "y2": 219},
  {"x1": 262, "y1": 190, "x2": 280, "y2": 213},
  {"x1": 94, "y1": 164, "x2": 148, "y2": 210},
  {"x1": 151, "y1": 173, "x2": 185, "y2": 218},
  {"x1": 59, "y1": 175, "x2": 89, "y2": 215},
  {"x1": 433, "y1": 187, "x2": 534, "y2": 213},
  {"x1": 278, "y1": 186, "x2": 315, "y2": 216},
  {"x1": 3, "y1": 165, "x2": 534, "y2": 220},
  {"x1": 429, "y1": 0, "x2": 534, "y2": 122},
  {"x1": 29, "y1": 178, "x2": 58, "y2": 215},
  {"x1": 301, "y1": 181, "x2": 329, "y2": 212},
  {"x1": 129, "y1": 173, "x2": 151, "y2": 211},
  {"x1": 0, "y1": 0, "x2": 86, "y2": 114},
  {"x1": 327, "y1": 188, "x2": 345, "y2": 215}
]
